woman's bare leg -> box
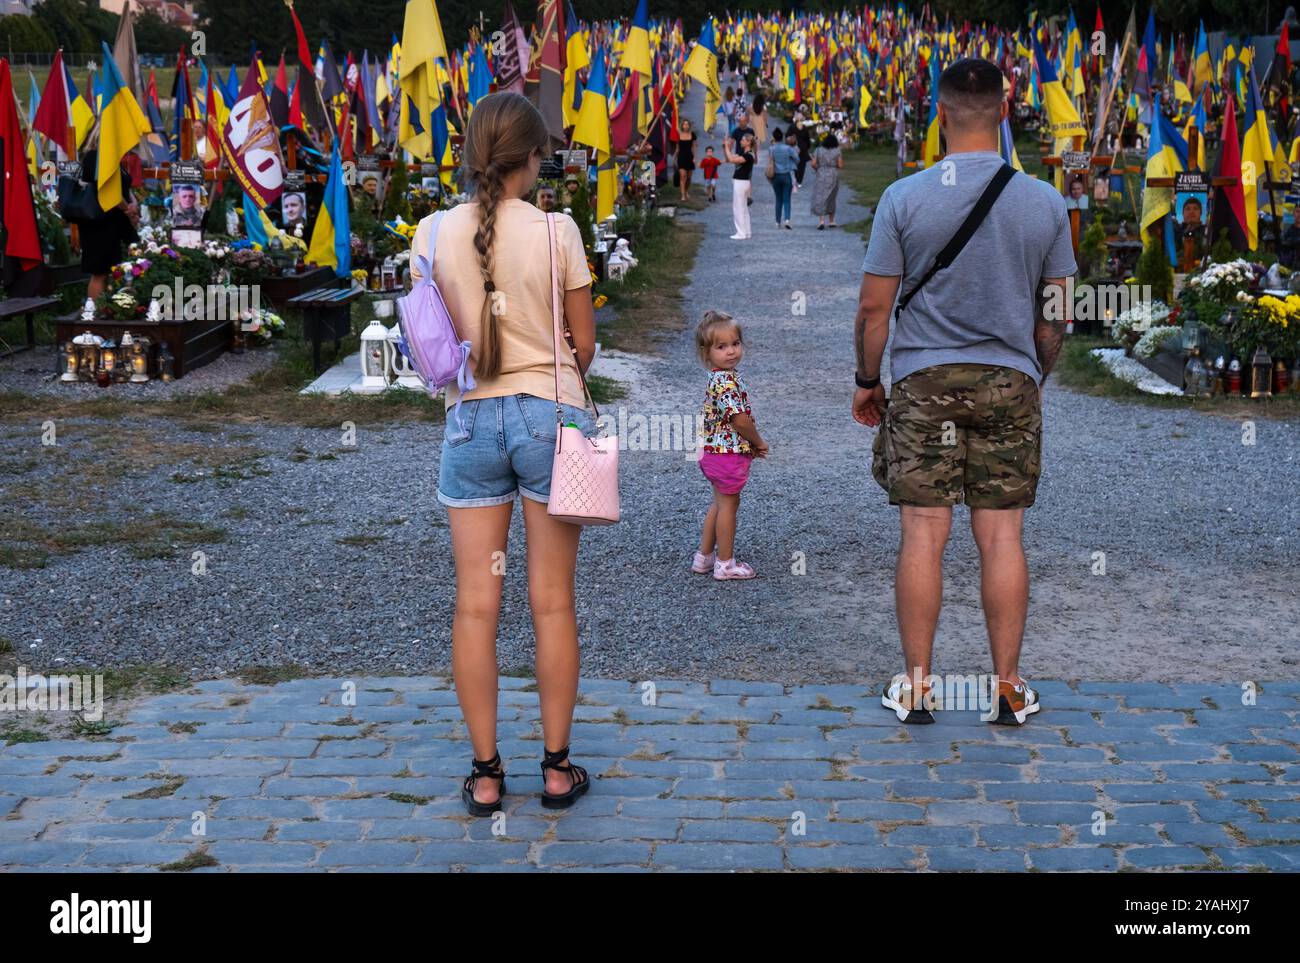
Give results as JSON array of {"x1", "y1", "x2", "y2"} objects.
[
  {"x1": 520, "y1": 497, "x2": 585, "y2": 796},
  {"x1": 448, "y1": 503, "x2": 514, "y2": 803}
]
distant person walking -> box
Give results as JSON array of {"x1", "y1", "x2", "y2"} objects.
[
  {"x1": 851, "y1": 59, "x2": 1076, "y2": 726},
  {"x1": 769, "y1": 128, "x2": 799, "y2": 229},
  {"x1": 809, "y1": 132, "x2": 843, "y2": 229},
  {"x1": 750, "y1": 93, "x2": 768, "y2": 157},
  {"x1": 676, "y1": 119, "x2": 697, "y2": 202}
]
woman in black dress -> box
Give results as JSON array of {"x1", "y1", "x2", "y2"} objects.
[
  {"x1": 676, "y1": 119, "x2": 696, "y2": 202},
  {"x1": 76, "y1": 149, "x2": 140, "y2": 300}
]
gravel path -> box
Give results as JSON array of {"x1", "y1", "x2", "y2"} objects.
[{"x1": 3, "y1": 135, "x2": 1298, "y2": 684}]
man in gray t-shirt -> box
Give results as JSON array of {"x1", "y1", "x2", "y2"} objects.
[{"x1": 850, "y1": 58, "x2": 1076, "y2": 728}]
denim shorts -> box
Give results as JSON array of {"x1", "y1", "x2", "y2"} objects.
[{"x1": 437, "y1": 393, "x2": 597, "y2": 508}]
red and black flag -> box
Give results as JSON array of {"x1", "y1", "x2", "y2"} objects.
[
  {"x1": 1208, "y1": 94, "x2": 1249, "y2": 252},
  {"x1": 270, "y1": 54, "x2": 290, "y2": 128}
]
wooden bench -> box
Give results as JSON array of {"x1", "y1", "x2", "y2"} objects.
[
  {"x1": 287, "y1": 284, "x2": 364, "y2": 372},
  {"x1": 0, "y1": 296, "x2": 60, "y2": 359}
]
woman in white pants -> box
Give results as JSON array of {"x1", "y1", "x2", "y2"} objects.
[{"x1": 726, "y1": 132, "x2": 756, "y2": 240}]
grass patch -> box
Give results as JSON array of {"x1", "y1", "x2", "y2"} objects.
[
  {"x1": 586, "y1": 374, "x2": 627, "y2": 404},
  {"x1": 238, "y1": 664, "x2": 311, "y2": 686},
  {"x1": 597, "y1": 208, "x2": 704, "y2": 354},
  {"x1": 125, "y1": 776, "x2": 185, "y2": 799},
  {"x1": 386, "y1": 792, "x2": 431, "y2": 806},
  {"x1": 2, "y1": 727, "x2": 50, "y2": 745},
  {"x1": 336, "y1": 533, "x2": 386, "y2": 548},
  {"x1": 0, "y1": 512, "x2": 227, "y2": 568},
  {"x1": 159, "y1": 849, "x2": 219, "y2": 872},
  {"x1": 839, "y1": 141, "x2": 910, "y2": 243}
]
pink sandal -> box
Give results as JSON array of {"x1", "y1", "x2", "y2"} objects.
[
  {"x1": 692, "y1": 551, "x2": 716, "y2": 574},
  {"x1": 713, "y1": 557, "x2": 756, "y2": 580}
]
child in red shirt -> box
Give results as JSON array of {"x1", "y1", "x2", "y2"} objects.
[{"x1": 700, "y1": 147, "x2": 722, "y2": 203}]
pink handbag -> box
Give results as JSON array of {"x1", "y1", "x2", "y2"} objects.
[{"x1": 544, "y1": 213, "x2": 620, "y2": 526}]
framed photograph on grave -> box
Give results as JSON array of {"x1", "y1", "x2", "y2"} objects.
[{"x1": 169, "y1": 160, "x2": 205, "y2": 247}]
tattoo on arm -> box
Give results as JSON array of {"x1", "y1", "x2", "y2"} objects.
[
  {"x1": 1035, "y1": 279, "x2": 1069, "y2": 379},
  {"x1": 855, "y1": 307, "x2": 868, "y2": 374}
]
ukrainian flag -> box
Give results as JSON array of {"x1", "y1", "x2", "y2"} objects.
[
  {"x1": 923, "y1": 53, "x2": 941, "y2": 167},
  {"x1": 1184, "y1": 86, "x2": 1208, "y2": 171},
  {"x1": 1032, "y1": 34, "x2": 1085, "y2": 140},
  {"x1": 1193, "y1": 23, "x2": 1213, "y2": 89},
  {"x1": 1139, "y1": 109, "x2": 1189, "y2": 242},
  {"x1": 95, "y1": 42, "x2": 151, "y2": 212},
  {"x1": 66, "y1": 63, "x2": 94, "y2": 150},
  {"x1": 622, "y1": 0, "x2": 652, "y2": 78},
  {"x1": 1242, "y1": 64, "x2": 1275, "y2": 251},
  {"x1": 398, "y1": 0, "x2": 449, "y2": 161},
  {"x1": 572, "y1": 46, "x2": 615, "y2": 222},
  {"x1": 306, "y1": 145, "x2": 352, "y2": 278},
  {"x1": 683, "y1": 19, "x2": 721, "y2": 132},
  {"x1": 998, "y1": 115, "x2": 1023, "y2": 172},
  {"x1": 563, "y1": 4, "x2": 589, "y2": 129}
]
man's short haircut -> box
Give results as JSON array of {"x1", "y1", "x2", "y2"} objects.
[
  {"x1": 1182, "y1": 197, "x2": 1202, "y2": 211},
  {"x1": 938, "y1": 58, "x2": 1005, "y2": 133}
]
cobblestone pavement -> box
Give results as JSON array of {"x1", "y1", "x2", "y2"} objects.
[{"x1": 2, "y1": 676, "x2": 1297, "y2": 872}]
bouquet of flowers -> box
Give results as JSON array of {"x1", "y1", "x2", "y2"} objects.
[
  {"x1": 1187, "y1": 259, "x2": 1255, "y2": 301},
  {"x1": 97, "y1": 288, "x2": 143, "y2": 321},
  {"x1": 1232, "y1": 293, "x2": 1300, "y2": 359},
  {"x1": 1111, "y1": 300, "x2": 1170, "y2": 341},
  {"x1": 1133, "y1": 325, "x2": 1181, "y2": 360},
  {"x1": 238, "y1": 307, "x2": 286, "y2": 342}
]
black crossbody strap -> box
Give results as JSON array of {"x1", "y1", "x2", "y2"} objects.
[{"x1": 893, "y1": 163, "x2": 1016, "y2": 320}]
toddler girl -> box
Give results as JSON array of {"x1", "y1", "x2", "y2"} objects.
[{"x1": 692, "y1": 311, "x2": 768, "y2": 580}]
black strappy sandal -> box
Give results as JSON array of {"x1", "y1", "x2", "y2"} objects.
[
  {"x1": 461, "y1": 751, "x2": 506, "y2": 817},
  {"x1": 540, "y1": 746, "x2": 590, "y2": 809}
]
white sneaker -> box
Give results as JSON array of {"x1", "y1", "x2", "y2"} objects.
[
  {"x1": 691, "y1": 551, "x2": 716, "y2": 574},
  {"x1": 730, "y1": 233, "x2": 746, "y2": 240},
  {"x1": 713, "y1": 557, "x2": 756, "y2": 580},
  {"x1": 881, "y1": 673, "x2": 936, "y2": 724}
]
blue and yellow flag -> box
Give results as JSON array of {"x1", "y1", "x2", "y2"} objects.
[
  {"x1": 306, "y1": 145, "x2": 352, "y2": 278},
  {"x1": 622, "y1": 0, "x2": 652, "y2": 78},
  {"x1": 923, "y1": 53, "x2": 941, "y2": 167},
  {"x1": 1032, "y1": 34, "x2": 1086, "y2": 140},
  {"x1": 95, "y1": 42, "x2": 151, "y2": 212},
  {"x1": 572, "y1": 46, "x2": 615, "y2": 222},
  {"x1": 1242, "y1": 64, "x2": 1275, "y2": 251},
  {"x1": 683, "y1": 19, "x2": 721, "y2": 131},
  {"x1": 1139, "y1": 109, "x2": 1189, "y2": 241},
  {"x1": 398, "y1": 0, "x2": 449, "y2": 160}
]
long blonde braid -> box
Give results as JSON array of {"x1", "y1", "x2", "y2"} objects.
[{"x1": 461, "y1": 92, "x2": 551, "y2": 381}]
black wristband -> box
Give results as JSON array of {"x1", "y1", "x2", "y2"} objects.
[{"x1": 855, "y1": 371, "x2": 880, "y2": 390}]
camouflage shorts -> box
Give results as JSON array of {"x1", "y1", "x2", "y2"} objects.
[{"x1": 871, "y1": 364, "x2": 1042, "y2": 509}]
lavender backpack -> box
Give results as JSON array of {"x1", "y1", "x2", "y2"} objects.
[{"x1": 394, "y1": 210, "x2": 475, "y2": 425}]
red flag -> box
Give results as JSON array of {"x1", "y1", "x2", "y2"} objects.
[
  {"x1": 289, "y1": 71, "x2": 302, "y2": 128},
  {"x1": 288, "y1": 1, "x2": 313, "y2": 70},
  {"x1": 533, "y1": 0, "x2": 566, "y2": 149},
  {"x1": 610, "y1": 71, "x2": 638, "y2": 153},
  {"x1": 1277, "y1": 24, "x2": 1292, "y2": 116},
  {"x1": 270, "y1": 54, "x2": 290, "y2": 128},
  {"x1": 1209, "y1": 94, "x2": 1249, "y2": 252},
  {"x1": 0, "y1": 59, "x2": 42, "y2": 271},
  {"x1": 32, "y1": 49, "x2": 71, "y2": 153},
  {"x1": 221, "y1": 61, "x2": 285, "y2": 209},
  {"x1": 204, "y1": 75, "x2": 221, "y2": 170}
]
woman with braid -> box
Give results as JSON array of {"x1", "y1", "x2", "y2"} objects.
[{"x1": 409, "y1": 93, "x2": 598, "y2": 815}]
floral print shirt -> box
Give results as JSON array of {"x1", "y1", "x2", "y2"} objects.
[{"x1": 700, "y1": 368, "x2": 753, "y2": 454}]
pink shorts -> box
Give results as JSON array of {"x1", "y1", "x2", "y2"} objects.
[{"x1": 700, "y1": 451, "x2": 754, "y2": 494}]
